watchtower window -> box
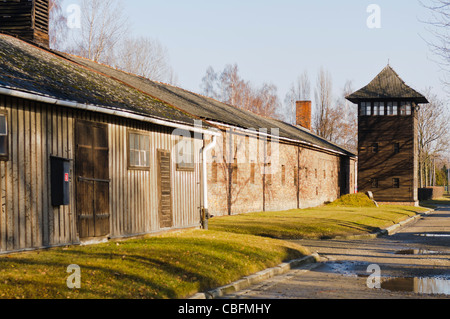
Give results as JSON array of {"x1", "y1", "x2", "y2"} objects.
[
  {"x1": 387, "y1": 102, "x2": 398, "y2": 115},
  {"x1": 360, "y1": 102, "x2": 371, "y2": 116},
  {"x1": 373, "y1": 102, "x2": 385, "y2": 116},
  {"x1": 394, "y1": 143, "x2": 400, "y2": 154},
  {"x1": 400, "y1": 102, "x2": 412, "y2": 116},
  {"x1": 393, "y1": 178, "x2": 400, "y2": 188}
]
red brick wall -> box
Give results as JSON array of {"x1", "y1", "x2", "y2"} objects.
[{"x1": 205, "y1": 130, "x2": 355, "y2": 216}]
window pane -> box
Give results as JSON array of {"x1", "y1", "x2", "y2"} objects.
[
  {"x1": 140, "y1": 150, "x2": 146, "y2": 166},
  {"x1": 374, "y1": 103, "x2": 379, "y2": 116},
  {"x1": 406, "y1": 103, "x2": 412, "y2": 115},
  {"x1": 130, "y1": 149, "x2": 135, "y2": 166},
  {"x1": 0, "y1": 116, "x2": 6, "y2": 135},
  {"x1": 379, "y1": 102, "x2": 385, "y2": 115},
  {"x1": 129, "y1": 133, "x2": 135, "y2": 150},
  {"x1": 0, "y1": 136, "x2": 6, "y2": 155},
  {"x1": 393, "y1": 102, "x2": 398, "y2": 115}
]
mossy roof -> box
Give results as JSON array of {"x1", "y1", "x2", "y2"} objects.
[
  {"x1": 60, "y1": 53, "x2": 355, "y2": 157},
  {"x1": 0, "y1": 33, "x2": 354, "y2": 157},
  {"x1": 346, "y1": 65, "x2": 429, "y2": 104},
  {"x1": 0, "y1": 34, "x2": 201, "y2": 127}
]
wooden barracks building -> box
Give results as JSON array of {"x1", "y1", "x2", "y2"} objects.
[
  {"x1": 347, "y1": 65, "x2": 429, "y2": 206},
  {"x1": 0, "y1": 0, "x2": 356, "y2": 254}
]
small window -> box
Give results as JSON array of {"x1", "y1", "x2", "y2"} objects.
[
  {"x1": 281, "y1": 165, "x2": 286, "y2": 185},
  {"x1": 176, "y1": 136, "x2": 195, "y2": 171},
  {"x1": 400, "y1": 102, "x2": 406, "y2": 115},
  {"x1": 393, "y1": 178, "x2": 400, "y2": 188},
  {"x1": 373, "y1": 102, "x2": 379, "y2": 116},
  {"x1": 128, "y1": 132, "x2": 150, "y2": 169},
  {"x1": 400, "y1": 102, "x2": 412, "y2": 116},
  {"x1": 0, "y1": 113, "x2": 8, "y2": 160},
  {"x1": 394, "y1": 143, "x2": 400, "y2": 154},
  {"x1": 393, "y1": 102, "x2": 398, "y2": 115},
  {"x1": 372, "y1": 143, "x2": 379, "y2": 153},
  {"x1": 372, "y1": 178, "x2": 379, "y2": 189},
  {"x1": 379, "y1": 102, "x2": 385, "y2": 116},
  {"x1": 360, "y1": 103, "x2": 366, "y2": 116},
  {"x1": 365, "y1": 102, "x2": 372, "y2": 116},
  {"x1": 387, "y1": 102, "x2": 398, "y2": 115}
]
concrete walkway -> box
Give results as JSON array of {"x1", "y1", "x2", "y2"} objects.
[{"x1": 218, "y1": 206, "x2": 450, "y2": 299}]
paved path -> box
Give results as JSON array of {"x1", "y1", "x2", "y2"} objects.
[{"x1": 224, "y1": 206, "x2": 450, "y2": 299}]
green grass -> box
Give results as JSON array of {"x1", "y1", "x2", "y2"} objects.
[
  {"x1": 0, "y1": 230, "x2": 309, "y2": 299},
  {"x1": 420, "y1": 194, "x2": 450, "y2": 209},
  {"x1": 209, "y1": 202, "x2": 429, "y2": 240},
  {"x1": 326, "y1": 193, "x2": 377, "y2": 207}
]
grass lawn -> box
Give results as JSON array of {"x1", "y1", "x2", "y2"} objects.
[
  {"x1": 0, "y1": 230, "x2": 309, "y2": 299},
  {"x1": 209, "y1": 198, "x2": 430, "y2": 240},
  {"x1": 420, "y1": 194, "x2": 450, "y2": 209}
]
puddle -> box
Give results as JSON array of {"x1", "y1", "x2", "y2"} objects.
[
  {"x1": 394, "y1": 249, "x2": 443, "y2": 255},
  {"x1": 381, "y1": 277, "x2": 450, "y2": 296}
]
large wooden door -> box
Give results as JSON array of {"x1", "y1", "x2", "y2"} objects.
[
  {"x1": 158, "y1": 150, "x2": 173, "y2": 229},
  {"x1": 75, "y1": 120, "x2": 110, "y2": 238}
]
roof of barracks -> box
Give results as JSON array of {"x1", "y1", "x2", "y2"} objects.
[{"x1": 0, "y1": 33, "x2": 355, "y2": 158}]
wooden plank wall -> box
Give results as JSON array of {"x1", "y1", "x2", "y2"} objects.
[
  {"x1": 0, "y1": 95, "x2": 202, "y2": 253},
  {"x1": 0, "y1": 95, "x2": 76, "y2": 252}
]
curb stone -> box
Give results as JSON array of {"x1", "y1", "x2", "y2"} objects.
[
  {"x1": 333, "y1": 209, "x2": 435, "y2": 239},
  {"x1": 189, "y1": 253, "x2": 321, "y2": 299},
  {"x1": 189, "y1": 209, "x2": 434, "y2": 299}
]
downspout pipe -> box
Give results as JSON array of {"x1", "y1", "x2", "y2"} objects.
[{"x1": 201, "y1": 135, "x2": 217, "y2": 230}]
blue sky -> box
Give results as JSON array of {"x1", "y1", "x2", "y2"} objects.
[{"x1": 62, "y1": 0, "x2": 446, "y2": 102}]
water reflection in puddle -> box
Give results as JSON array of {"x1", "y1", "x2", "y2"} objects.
[
  {"x1": 381, "y1": 277, "x2": 450, "y2": 296},
  {"x1": 394, "y1": 249, "x2": 443, "y2": 255}
]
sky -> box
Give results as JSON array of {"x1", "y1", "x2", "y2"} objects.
[{"x1": 61, "y1": 0, "x2": 447, "y2": 105}]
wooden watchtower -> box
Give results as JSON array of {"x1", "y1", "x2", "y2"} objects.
[{"x1": 346, "y1": 65, "x2": 429, "y2": 206}]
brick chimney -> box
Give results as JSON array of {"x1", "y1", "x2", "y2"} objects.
[
  {"x1": 296, "y1": 101, "x2": 312, "y2": 130},
  {"x1": 0, "y1": 0, "x2": 49, "y2": 47}
]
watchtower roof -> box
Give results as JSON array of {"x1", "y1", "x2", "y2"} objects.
[{"x1": 346, "y1": 65, "x2": 429, "y2": 104}]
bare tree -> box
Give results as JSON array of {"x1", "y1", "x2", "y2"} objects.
[
  {"x1": 420, "y1": 0, "x2": 450, "y2": 88},
  {"x1": 333, "y1": 80, "x2": 358, "y2": 152},
  {"x1": 114, "y1": 37, "x2": 177, "y2": 84},
  {"x1": 284, "y1": 70, "x2": 311, "y2": 124},
  {"x1": 49, "y1": 0, "x2": 67, "y2": 50},
  {"x1": 418, "y1": 87, "x2": 450, "y2": 187},
  {"x1": 67, "y1": 0, "x2": 129, "y2": 64},
  {"x1": 201, "y1": 64, "x2": 281, "y2": 119},
  {"x1": 313, "y1": 67, "x2": 340, "y2": 141}
]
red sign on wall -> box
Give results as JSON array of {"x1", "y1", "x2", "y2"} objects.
[{"x1": 64, "y1": 173, "x2": 69, "y2": 182}]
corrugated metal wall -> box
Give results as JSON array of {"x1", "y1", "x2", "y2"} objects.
[{"x1": 0, "y1": 95, "x2": 202, "y2": 253}]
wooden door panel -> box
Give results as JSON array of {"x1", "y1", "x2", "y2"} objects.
[{"x1": 76, "y1": 121, "x2": 110, "y2": 239}]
